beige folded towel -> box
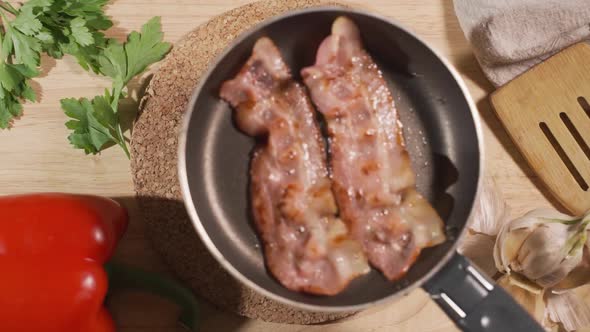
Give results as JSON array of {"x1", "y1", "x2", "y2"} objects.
[{"x1": 453, "y1": 0, "x2": 590, "y2": 87}]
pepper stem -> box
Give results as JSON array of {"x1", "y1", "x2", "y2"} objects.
[{"x1": 104, "y1": 261, "x2": 199, "y2": 331}]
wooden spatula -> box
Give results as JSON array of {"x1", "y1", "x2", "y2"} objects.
[{"x1": 490, "y1": 42, "x2": 590, "y2": 215}]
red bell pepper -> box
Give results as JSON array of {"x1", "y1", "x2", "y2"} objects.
[{"x1": 0, "y1": 193, "x2": 199, "y2": 332}]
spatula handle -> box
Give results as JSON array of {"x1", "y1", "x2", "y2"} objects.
[{"x1": 423, "y1": 252, "x2": 544, "y2": 332}]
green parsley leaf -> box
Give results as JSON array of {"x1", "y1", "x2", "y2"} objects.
[
  {"x1": 70, "y1": 17, "x2": 94, "y2": 46},
  {"x1": 1, "y1": 31, "x2": 13, "y2": 59},
  {"x1": 0, "y1": 0, "x2": 114, "y2": 128},
  {"x1": 32, "y1": 0, "x2": 112, "y2": 72},
  {"x1": 0, "y1": 94, "x2": 23, "y2": 128},
  {"x1": 20, "y1": 0, "x2": 53, "y2": 11},
  {"x1": 123, "y1": 17, "x2": 170, "y2": 82},
  {"x1": 0, "y1": 63, "x2": 23, "y2": 91},
  {"x1": 62, "y1": 95, "x2": 122, "y2": 154},
  {"x1": 64, "y1": 16, "x2": 171, "y2": 157},
  {"x1": 35, "y1": 30, "x2": 53, "y2": 43},
  {"x1": 62, "y1": 0, "x2": 109, "y2": 16},
  {"x1": 0, "y1": 62, "x2": 37, "y2": 128},
  {"x1": 12, "y1": 6, "x2": 42, "y2": 36},
  {"x1": 92, "y1": 93, "x2": 118, "y2": 127},
  {"x1": 0, "y1": 1, "x2": 170, "y2": 156},
  {"x1": 3, "y1": 19, "x2": 41, "y2": 72},
  {"x1": 98, "y1": 39, "x2": 125, "y2": 81},
  {"x1": 84, "y1": 14, "x2": 113, "y2": 31},
  {"x1": 99, "y1": 17, "x2": 171, "y2": 84}
]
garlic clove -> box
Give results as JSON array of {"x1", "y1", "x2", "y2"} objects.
[
  {"x1": 458, "y1": 232, "x2": 497, "y2": 277},
  {"x1": 505, "y1": 272, "x2": 544, "y2": 294},
  {"x1": 494, "y1": 222, "x2": 532, "y2": 274},
  {"x1": 468, "y1": 177, "x2": 508, "y2": 236},
  {"x1": 546, "y1": 290, "x2": 590, "y2": 332},
  {"x1": 503, "y1": 228, "x2": 530, "y2": 268},
  {"x1": 497, "y1": 275, "x2": 545, "y2": 322},
  {"x1": 516, "y1": 223, "x2": 572, "y2": 281},
  {"x1": 553, "y1": 246, "x2": 590, "y2": 292},
  {"x1": 494, "y1": 216, "x2": 513, "y2": 273},
  {"x1": 535, "y1": 254, "x2": 582, "y2": 289}
]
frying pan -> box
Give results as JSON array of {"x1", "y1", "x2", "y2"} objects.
[{"x1": 178, "y1": 7, "x2": 544, "y2": 332}]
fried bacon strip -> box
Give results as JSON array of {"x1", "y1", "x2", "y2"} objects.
[
  {"x1": 302, "y1": 17, "x2": 446, "y2": 281},
  {"x1": 220, "y1": 37, "x2": 369, "y2": 295}
]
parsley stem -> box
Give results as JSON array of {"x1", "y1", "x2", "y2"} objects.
[
  {"x1": 110, "y1": 84, "x2": 131, "y2": 159},
  {"x1": 0, "y1": 10, "x2": 10, "y2": 61},
  {"x1": 0, "y1": 1, "x2": 17, "y2": 16},
  {"x1": 118, "y1": 130, "x2": 130, "y2": 158},
  {"x1": 0, "y1": 28, "x2": 4, "y2": 62}
]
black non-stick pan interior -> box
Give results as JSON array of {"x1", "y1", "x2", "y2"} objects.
[{"x1": 180, "y1": 8, "x2": 480, "y2": 310}]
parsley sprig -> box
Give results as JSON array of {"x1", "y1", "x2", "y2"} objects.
[
  {"x1": 0, "y1": 1, "x2": 171, "y2": 158},
  {"x1": 62, "y1": 17, "x2": 170, "y2": 158}
]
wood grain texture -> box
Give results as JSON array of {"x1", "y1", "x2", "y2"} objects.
[
  {"x1": 0, "y1": 0, "x2": 584, "y2": 331},
  {"x1": 490, "y1": 42, "x2": 590, "y2": 216}
]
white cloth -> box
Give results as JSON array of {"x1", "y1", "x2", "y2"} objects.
[{"x1": 453, "y1": 0, "x2": 590, "y2": 87}]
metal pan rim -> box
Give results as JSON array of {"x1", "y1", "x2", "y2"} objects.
[{"x1": 178, "y1": 5, "x2": 485, "y2": 312}]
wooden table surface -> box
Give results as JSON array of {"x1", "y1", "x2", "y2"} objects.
[{"x1": 0, "y1": 0, "x2": 583, "y2": 331}]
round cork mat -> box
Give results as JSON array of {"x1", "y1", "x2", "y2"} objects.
[{"x1": 130, "y1": 0, "x2": 355, "y2": 324}]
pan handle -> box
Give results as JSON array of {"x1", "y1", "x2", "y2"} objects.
[{"x1": 422, "y1": 252, "x2": 544, "y2": 332}]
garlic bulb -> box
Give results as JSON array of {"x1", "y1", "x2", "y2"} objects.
[{"x1": 494, "y1": 209, "x2": 590, "y2": 289}]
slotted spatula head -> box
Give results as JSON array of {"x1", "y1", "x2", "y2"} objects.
[{"x1": 490, "y1": 42, "x2": 590, "y2": 215}]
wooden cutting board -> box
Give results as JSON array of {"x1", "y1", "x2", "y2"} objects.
[{"x1": 490, "y1": 42, "x2": 590, "y2": 216}]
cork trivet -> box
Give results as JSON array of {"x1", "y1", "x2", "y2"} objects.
[{"x1": 130, "y1": 0, "x2": 355, "y2": 324}]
